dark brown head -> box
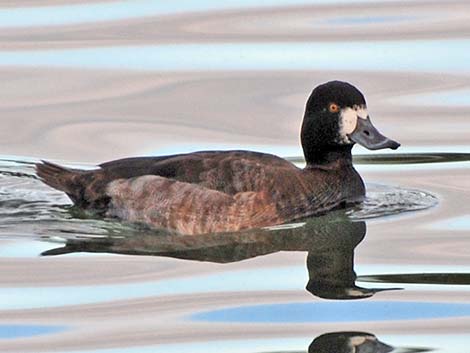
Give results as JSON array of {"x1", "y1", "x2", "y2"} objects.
[{"x1": 301, "y1": 81, "x2": 400, "y2": 165}]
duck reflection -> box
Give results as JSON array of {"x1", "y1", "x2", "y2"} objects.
[
  {"x1": 308, "y1": 332, "x2": 393, "y2": 353},
  {"x1": 305, "y1": 225, "x2": 395, "y2": 299},
  {"x1": 307, "y1": 331, "x2": 432, "y2": 353},
  {"x1": 42, "y1": 211, "x2": 399, "y2": 299}
]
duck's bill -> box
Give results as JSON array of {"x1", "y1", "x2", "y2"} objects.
[{"x1": 348, "y1": 117, "x2": 400, "y2": 150}]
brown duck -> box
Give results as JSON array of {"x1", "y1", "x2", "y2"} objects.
[{"x1": 36, "y1": 81, "x2": 399, "y2": 235}]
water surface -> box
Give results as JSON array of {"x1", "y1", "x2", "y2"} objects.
[{"x1": 1, "y1": 1, "x2": 470, "y2": 352}]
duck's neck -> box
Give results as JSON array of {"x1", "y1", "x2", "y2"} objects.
[{"x1": 303, "y1": 145, "x2": 353, "y2": 167}]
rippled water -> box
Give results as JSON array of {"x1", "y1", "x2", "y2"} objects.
[{"x1": 1, "y1": 1, "x2": 470, "y2": 352}]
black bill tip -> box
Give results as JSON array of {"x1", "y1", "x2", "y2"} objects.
[{"x1": 388, "y1": 140, "x2": 401, "y2": 150}]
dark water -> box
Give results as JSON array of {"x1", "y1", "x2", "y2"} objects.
[{"x1": 1, "y1": 1, "x2": 470, "y2": 352}]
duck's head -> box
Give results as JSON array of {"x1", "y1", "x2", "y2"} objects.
[{"x1": 301, "y1": 81, "x2": 400, "y2": 164}]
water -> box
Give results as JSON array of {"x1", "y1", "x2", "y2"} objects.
[{"x1": 1, "y1": 0, "x2": 470, "y2": 352}]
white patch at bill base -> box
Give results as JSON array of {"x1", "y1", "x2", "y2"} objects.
[{"x1": 339, "y1": 105, "x2": 368, "y2": 142}]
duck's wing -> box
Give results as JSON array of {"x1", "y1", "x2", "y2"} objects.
[
  {"x1": 96, "y1": 150, "x2": 304, "y2": 197},
  {"x1": 36, "y1": 150, "x2": 301, "y2": 212},
  {"x1": 98, "y1": 150, "x2": 297, "y2": 193}
]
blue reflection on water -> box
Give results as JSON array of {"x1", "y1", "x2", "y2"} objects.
[
  {"x1": 399, "y1": 89, "x2": 470, "y2": 107},
  {"x1": 0, "y1": 0, "x2": 404, "y2": 28},
  {"x1": 429, "y1": 216, "x2": 470, "y2": 231},
  {"x1": 49, "y1": 334, "x2": 470, "y2": 353},
  {"x1": 0, "y1": 324, "x2": 65, "y2": 339},
  {"x1": 0, "y1": 1, "x2": 295, "y2": 28},
  {"x1": 192, "y1": 301, "x2": 470, "y2": 323},
  {"x1": 3, "y1": 255, "x2": 470, "y2": 310},
  {"x1": 0, "y1": 265, "x2": 306, "y2": 310},
  {"x1": 0, "y1": 40, "x2": 468, "y2": 73}
]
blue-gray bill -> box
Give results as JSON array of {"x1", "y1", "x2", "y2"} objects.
[{"x1": 348, "y1": 117, "x2": 400, "y2": 150}]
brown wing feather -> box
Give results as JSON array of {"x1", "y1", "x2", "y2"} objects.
[
  {"x1": 97, "y1": 150, "x2": 295, "y2": 193},
  {"x1": 37, "y1": 151, "x2": 299, "y2": 210}
]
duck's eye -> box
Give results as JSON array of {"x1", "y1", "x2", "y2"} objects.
[{"x1": 328, "y1": 103, "x2": 340, "y2": 113}]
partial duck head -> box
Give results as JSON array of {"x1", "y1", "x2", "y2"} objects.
[{"x1": 301, "y1": 81, "x2": 400, "y2": 165}]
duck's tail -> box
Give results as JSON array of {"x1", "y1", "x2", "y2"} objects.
[{"x1": 35, "y1": 160, "x2": 84, "y2": 203}]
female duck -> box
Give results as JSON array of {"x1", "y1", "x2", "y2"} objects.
[{"x1": 36, "y1": 81, "x2": 399, "y2": 235}]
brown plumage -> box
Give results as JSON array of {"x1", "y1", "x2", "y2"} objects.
[{"x1": 36, "y1": 81, "x2": 399, "y2": 235}]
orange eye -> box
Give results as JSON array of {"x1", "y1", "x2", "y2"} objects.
[{"x1": 328, "y1": 103, "x2": 340, "y2": 113}]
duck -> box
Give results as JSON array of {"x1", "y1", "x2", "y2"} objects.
[{"x1": 36, "y1": 81, "x2": 399, "y2": 235}]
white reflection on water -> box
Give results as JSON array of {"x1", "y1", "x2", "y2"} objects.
[
  {"x1": 55, "y1": 338, "x2": 310, "y2": 353},
  {"x1": 2, "y1": 261, "x2": 470, "y2": 310},
  {"x1": 0, "y1": 0, "x2": 423, "y2": 28},
  {"x1": 1, "y1": 40, "x2": 468, "y2": 73},
  {"x1": 325, "y1": 15, "x2": 418, "y2": 25}
]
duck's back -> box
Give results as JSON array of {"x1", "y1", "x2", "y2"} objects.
[{"x1": 98, "y1": 150, "x2": 295, "y2": 194}]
